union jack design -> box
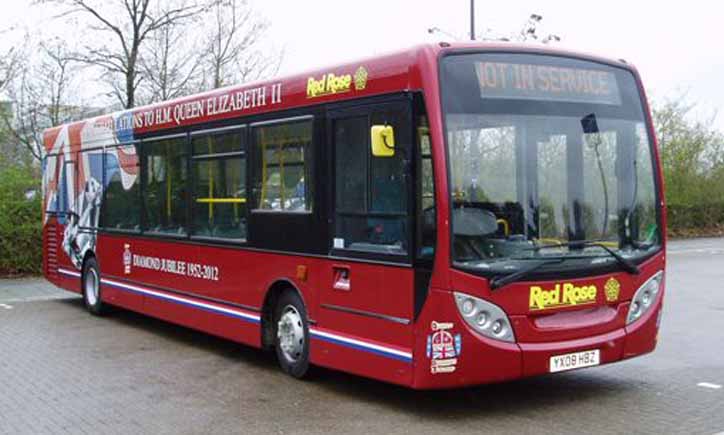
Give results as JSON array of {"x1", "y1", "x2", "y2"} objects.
[
  {"x1": 43, "y1": 113, "x2": 138, "y2": 221},
  {"x1": 42, "y1": 111, "x2": 138, "y2": 269},
  {"x1": 426, "y1": 322, "x2": 462, "y2": 372}
]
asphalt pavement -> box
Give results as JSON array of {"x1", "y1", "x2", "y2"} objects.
[{"x1": 0, "y1": 238, "x2": 723, "y2": 435}]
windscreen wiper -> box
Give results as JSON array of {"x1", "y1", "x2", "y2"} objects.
[
  {"x1": 529, "y1": 240, "x2": 640, "y2": 275},
  {"x1": 490, "y1": 258, "x2": 565, "y2": 291}
]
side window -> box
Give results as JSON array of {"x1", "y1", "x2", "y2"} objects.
[
  {"x1": 333, "y1": 107, "x2": 410, "y2": 255},
  {"x1": 417, "y1": 115, "x2": 436, "y2": 260},
  {"x1": 252, "y1": 119, "x2": 313, "y2": 212},
  {"x1": 63, "y1": 155, "x2": 78, "y2": 225},
  {"x1": 102, "y1": 144, "x2": 141, "y2": 231},
  {"x1": 77, "y1": 148, "x2": 105, "y2": 229},
  {"x1": 143, "y1": 136, "x2": 188, "y2": 235},
  {"x1": 191, "y1": 129, "x2": 247, "y2": 240},
  {"x1": 44, "y1": 154, "x2": 64, "y2": 214}
]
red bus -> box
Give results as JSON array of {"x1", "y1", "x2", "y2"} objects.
[{"x1": 42, "y1": 42, "x2": 666, "y2": 389}]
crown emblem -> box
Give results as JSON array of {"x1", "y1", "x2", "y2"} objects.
[
  {"x1": 604, "y1": 277, "x2": 621, "y2": 302},
  {"x1": 354, "y1": 66, "x2": 368, "y2": 91}
]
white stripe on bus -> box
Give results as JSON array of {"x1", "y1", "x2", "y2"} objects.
[
  {"x1": 59, "y1": 267, "x2": 412, "y2": 363},
  {"x1": 100, "y1": 277, "x2": 260, "y2": 323},
  {"x1": 310, "y1": 328, "x2": 412, "y2": 362}
]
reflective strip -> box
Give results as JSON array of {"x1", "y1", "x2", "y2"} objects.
[
  {"x1": 58, "y1": 268, "x2": 81, "y2": 278},
  {"x1": 100, "y1": 277, "x2": 261, "y2": 324},
  {"x1": 61, "y1": 267, "x2": 411, "y2": 363},
  {"x1": 310, "y1": 327, "x2": 412, "y2": 363}
]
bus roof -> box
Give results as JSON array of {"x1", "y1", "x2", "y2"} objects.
[{"x1": 42, "y1": 42, "x2": 634, "y2": 154}]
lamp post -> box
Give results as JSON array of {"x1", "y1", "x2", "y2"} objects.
[{"x1": 470, "y1": 0, "x2": 475, "y2": 40}]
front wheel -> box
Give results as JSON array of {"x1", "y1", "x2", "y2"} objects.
[
  {"x1": 274, "y1": 291, "x2": 311, "y2": 378},
  {"x1": 82, "y1": 257, "x2": 106, "y2": 316}
]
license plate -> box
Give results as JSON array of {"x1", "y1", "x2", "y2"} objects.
[{"x1": 549, "y1": 349, "x2": 600, "y2": 373}]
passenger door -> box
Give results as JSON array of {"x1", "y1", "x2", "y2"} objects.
[{"x1": 316, "y1": 100, "x2": 415, "y2": 379}]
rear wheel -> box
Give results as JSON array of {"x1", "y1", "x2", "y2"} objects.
[
  {"x1": 82, "y1": 257, "x2": 106, "y2": 316},
  {"x1": 274, "y1": 291, "x2": 310, "y2": 378}
]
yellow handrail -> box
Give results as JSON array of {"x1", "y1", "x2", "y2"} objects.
[
  {"x1": 534, "y1": 238, "x2": 619, "y2": 248},
  {"x1": 196, "y1": 198, "x2": 246, "y2": 204},
  {"x1": 208, "y1": 137, "x2": 214, "y2": 220},
  {"x1": 279, "y1": 144, "x2": 285, "y2": 210},
  {"x1": 496, "y1": 219, "x2": 510, "y2": 237},
  {"x1": 260, "y1": 130, "x2": 267, "y2": 208},
  {"x1": 166, "y1": 145, "x2": 171, "y2": 220}
]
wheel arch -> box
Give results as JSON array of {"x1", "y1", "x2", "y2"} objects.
[
  {"x1": 80, "y1": 250, "x2": 97, "y2": 281},
  {"x1": 260, "y1": 278, "x2": 308, "y2": 349}
]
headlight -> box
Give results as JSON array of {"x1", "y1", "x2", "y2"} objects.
[
  {"x1": 626, "y1": 271, "x2": 664, "y2": 325},
  {"x1": 454, "y1": 292, "x2": 515, "y2": 343}
]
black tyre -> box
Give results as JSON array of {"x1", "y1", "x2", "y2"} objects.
[
  {"x1": 274, "y1": 290, "x2": 311, "y2": 378},
  {"x1": 82, "y1": 257, "x2": 106, "y2": 316}
]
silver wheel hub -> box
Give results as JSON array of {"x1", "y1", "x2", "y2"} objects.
[
  {"x1": 85, "y1": 269, "x2": 99, "y2": 306},
  {"x1": 277, "y1": 305, "x2": 305, "y2": 363}
]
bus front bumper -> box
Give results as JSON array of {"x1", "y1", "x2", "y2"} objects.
[{"x1": 412, "y1": 289, "x2": 662, "y2": 390}]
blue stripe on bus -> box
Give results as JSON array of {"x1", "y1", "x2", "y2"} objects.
[
  {"x1": 58, "y1": 268, "x2": 81, "y2": 278},
  {"x1": 100, "y1": 278, "x2": 260, "y2": 324},
  {"x1": 61, "y1": 268, "x2": 413, "y2": 363},
  {"x1": 310, "y1": 329, "x2": 413, "y2": 363}
]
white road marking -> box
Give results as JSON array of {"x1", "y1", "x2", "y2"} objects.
[
  {"x1": 697, "y1": 382, "x2": 722, "y2": 389},
  {"x1": 0, "y1": 303, "x2": 13, "y2": 310},
  {"x1": 668, "y1": 249, "x2": 724, "y2": 255}
]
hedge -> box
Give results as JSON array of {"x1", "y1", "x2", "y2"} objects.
[
  {"x1": 666, "y1": 203, "x2": 724, "y2": 237},
  {"x1": 0, "y1": 166, "x2": 42, "y2": 276}
]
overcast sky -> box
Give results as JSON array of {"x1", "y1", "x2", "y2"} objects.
[{"x1": 2, "y1": 0, "x2": 722, "y2": 130}]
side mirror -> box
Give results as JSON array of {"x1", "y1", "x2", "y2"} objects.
[{"x1": 371, "y1": 125, "x2": 395, "y2": 157}]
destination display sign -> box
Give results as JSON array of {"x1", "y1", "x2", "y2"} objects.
[{"x1": 474, "y1": 61, "x2": 621, "y2": 105}]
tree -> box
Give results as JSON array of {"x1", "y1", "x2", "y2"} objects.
[
  {"x1": 0, "y1": 49, "x2": 17, "y2": 94},
  {"x1": 653, "y1": 96, "x2": 724, "y2": 235},
  {"x1": 464, "y1": 13, "x2": 561, "y2": 43},
  {"x1": 201, "y1": 0, "x2": 281, "y2": 89},
  {"x1": 0, "y1": 28, "x2": 19, "y2": 94},
  {"x1": 653, "y1": 96, "x2": 724, "y2": 205},
  {"x1": 514, "y1": 14, "x2": 561, "y2": 44},
  {"x1": 43, "y1": 0, "x2": 213, "y2": 109},
  {"x1": 139, "y1": 13, "x2": 204, "y2": 103},
  {"x1": 0, "y1": 38, "x2": 84, "y2": 164}
]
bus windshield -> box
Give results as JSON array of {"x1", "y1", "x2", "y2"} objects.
[{"x1": 440, "y1": 53, "x2": 660, "y2": 275}]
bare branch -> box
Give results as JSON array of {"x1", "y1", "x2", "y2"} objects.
[
  {"x1": 0, "y1": 37, "x2": 82, "y2": 163},
  {"x1": 139, "y1": 17, "x2": 204, "y2": 103},
  {"x1": 0, "y1": 44, "x2": 20, "y2": 94},
  {"x1": 200, "y1": 0, "x2": 280, "y2": 89},
  {"x1": 41, "y1": 0, "x2": 214, "y2": 108}
]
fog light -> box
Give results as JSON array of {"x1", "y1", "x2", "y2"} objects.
[
  {"x1": 461, "y1": 298, "x2": 475, "y2": 316},
  {"x1": 642, "y1": 291, "x2": 651, "y2": 306},
  {"x1": 492, "y1": 320, "x2": 503, "y2": 335}
]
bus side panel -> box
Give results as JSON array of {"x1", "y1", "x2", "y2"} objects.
[
  {"x1": 140, "y1": 291, "x2": 261, "y2": 347},
  {"x1": 44, "y1": 217, "x2": 83, "y2": 295},
  {"x1": 53, "y1": 218, "x2": 83, "y2": 295},
  {"x1": 96, "y1": 234, "x2": 264, "y2": 347},
  {"x1": 42, "y1": 216, "x2": 62, "y2": 287},
  {"x1": 95, "y1": 233, "x2": 323, "y2": 315},
  {"x1": 310, "y1": 263, "x2": 415, "y2": 387},
  {"x1": 309, "y1": 330, "x2": 413, "y2": 387},
  {"x1": 93, "y1": 232, "x2": 419, "y2": 382},
  {"x1": 46, "y1": 149, "x2": 88, "y2": 295},
  {"x1": 93, "y1": 235, "x2": 144, "y2": 312}
]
